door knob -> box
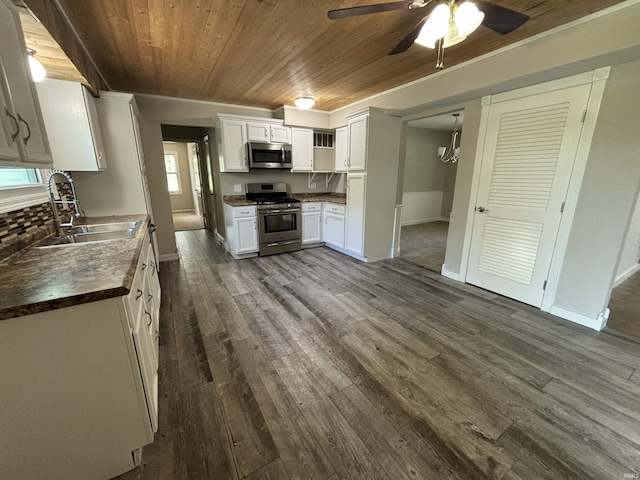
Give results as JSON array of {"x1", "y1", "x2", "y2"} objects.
[{"x1": 476, "y1": 206, "x2": 489, "y2": 213}]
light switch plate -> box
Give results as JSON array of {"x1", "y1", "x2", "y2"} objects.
[{"x1": 234, "y1": 184, "x2": 242, "y2": 193}]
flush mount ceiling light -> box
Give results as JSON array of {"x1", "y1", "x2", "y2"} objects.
[
  {"x1": 27, "y1": 49, "x2": 46, "y2": 82},
  {"x1": 294, "y1": 97, "x2": 315, "y2": 110}
]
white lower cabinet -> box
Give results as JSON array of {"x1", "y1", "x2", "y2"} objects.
[
  {"x1": 323, "y1": 202, "x2": 346, "y2": 250},
  {"x1": 302, "y1": 202, "x2": 323, "y2": 245},
  {"x1": 224, "y1": 204, "x2": 258, "y2": 258},
  {"x1": 345, "y1": 174, "x2": 366, "y2": 257},
  {"x1": 0, "y1": 231, "x2": 160, "y2": 480}
]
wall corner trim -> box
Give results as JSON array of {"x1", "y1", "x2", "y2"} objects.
[
  {"x1": 441, "y1": 266, "x2": 460, "y2": 281},
  {"x1": 549, "y1": 305, "x2": 607, "y2": 331}
]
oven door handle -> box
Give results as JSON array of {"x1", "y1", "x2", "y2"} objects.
[
  {"x1": 267, "y1": 240, "x2": 300, "y2": 247},
  {"x1": 262, "y1": 208, "x2": 300, "y2": 214}
]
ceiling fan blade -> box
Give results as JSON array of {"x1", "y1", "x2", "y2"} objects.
[
  {"x1": 477, "y1": 1, "x2": 530, "y2": 35},
  {"x1": 388, "y1": 16, "x2": 428, "y2": 55},
  {"x1": 328, "y1": 1, "x2": 416, "y2": 20}
]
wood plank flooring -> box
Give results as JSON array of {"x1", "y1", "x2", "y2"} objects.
[
  {"x1": 400, "y1": 221, "x2": 448, "y2": 272},
  {"x1": 116, "y1": 230, "x2": 640, "y2": 480},
  {"x1": 607, "y1": 270, "x2": 640, "y2": 341}
]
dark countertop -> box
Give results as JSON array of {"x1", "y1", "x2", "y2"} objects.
[
  {"x1": 0, "y1": 215, "x2": 148, "y2": 320},
  {"x1": 223, "y1": 193, "x2": 346, "y2": 206}
]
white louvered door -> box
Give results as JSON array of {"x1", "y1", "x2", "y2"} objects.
[{"x1": 466, "y1": 84, "x2": 591, "y2": 307}]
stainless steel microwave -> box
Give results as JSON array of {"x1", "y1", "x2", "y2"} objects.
[{"x1": 247, "y1": 142, "x2": 292, "y2": 169}]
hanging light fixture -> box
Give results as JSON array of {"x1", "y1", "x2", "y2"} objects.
[
  {"x1": 415, "y1": 1, "x2": 485, "y2": 69},
  {"x1": 27, "y1": 49, "x2": 46, "y2": 82},
  {"x1": 438, "y1": 113, "x2": 461, "y2": 163},
  {"x1": 294, "y1": 96, "x2": 315, "y2": 110}
]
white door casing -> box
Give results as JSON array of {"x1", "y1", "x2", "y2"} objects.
[{"x1": 466, "y1": 84, "x2": 592, "y2": 307}]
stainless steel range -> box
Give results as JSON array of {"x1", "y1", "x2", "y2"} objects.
[{"x1": 246, "y1": 183, "x2": 301, "y2": 256}]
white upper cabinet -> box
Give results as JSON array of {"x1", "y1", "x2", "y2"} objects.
[
  {"x1": 217, "y1": 117, "x2": 248, "y2": 172},
  {"x1": 334, "y1": 126, "x2": 348, "y2": 173},
  {"x1": 247, "y1": 122, "x2": 291, "y2": 143},
  {"x1": 36, "y1": 79, "x2": 107, "y2": 171},
  {"x1": 0, "y1": 0, "x2": 52, "y2": 167},
  {"x1": 291, "y1": 127, "x2": 313, "y2": 172},
  {"x1": 269, "y1": 124, "x2": 291, "y2": 143},
  {"x1": 347, "y1": 114, "x2": 368, "y2": 171}
]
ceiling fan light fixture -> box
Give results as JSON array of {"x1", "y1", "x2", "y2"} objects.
[
  {"x1": 27, "y1": 49, "x2": 46, "y2": 83},
  {"x1": 415, "y1": 3, "x2": 450, "y2": 49},
  {"x1": 454, "y1": 1, "x2": 485, "y2": 37},
  {"x1": 442, "y1": 22, "x2": 466, "y2": 48},
  {"x1": 294, "y1": 96, "x2": 315, "y2": 110}
]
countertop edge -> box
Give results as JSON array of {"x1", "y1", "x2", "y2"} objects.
[{"x1": 0, "y1": 215, "x2": 148, "y2": 321}]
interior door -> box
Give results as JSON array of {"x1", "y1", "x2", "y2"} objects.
[{"x1": 466, "y1": 84, "x2": 591, "y2": 307}]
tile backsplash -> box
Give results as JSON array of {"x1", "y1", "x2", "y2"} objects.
[{"x1": 0, "y1": 202, "x2": 55, "y2": 260}]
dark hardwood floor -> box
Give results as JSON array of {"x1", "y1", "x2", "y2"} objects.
[{"x1": 117, "y1": 230, "x2": 640, "y2": 480}]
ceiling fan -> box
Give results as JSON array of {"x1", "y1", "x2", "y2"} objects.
[{"x1": 328, "y1": 0, "x2": 530, "y2": 69}]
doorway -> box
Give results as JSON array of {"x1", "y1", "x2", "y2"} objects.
[
  {"x1": 399, "y1": 111, "x2": 461, "y2": 272},
  {"x1": 163, "y1": 141, "x2": 204, "y2": 231},
  {"x1": 161, "y1": 124, "x2": 219, "y2": 237}
]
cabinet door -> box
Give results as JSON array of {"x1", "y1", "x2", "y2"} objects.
[
  {"x1": 291, "y1": 127, "x2": 313, "y2": 171},
  {"x1": 324, "y1": 212, "x2": 345, "y2": 249},
  {"x1": 36, "y1": 79, "x2": 105, "y2": 171},
  {"x1": 302, "y1": 211, "x2": 322, "y2": 244},
  {"x1": 345, "y1": 174, "x2": 366, "y2": 256},
  {"x1": 247, "y1": 123, "x2": 270, "y2": 142},
  {"x1": 334, "y1": 126, "x2": 348, "y2": 173},
  {"x1": 133, "y1": 308, "x2": 158, "y2": 433},
  {"x1": 347, "y1": 115, "x2": 367, "y2": 171},
  {"x1": 0, "y1": 0, "x2": 51, "y2": 166},
  {"x1": 235, "y1": 216, "x2": 258, "y2": 253},
  {"x1": 270, "y1": 124, "x2": 291, "y2": 143},
  {"x1": 0, "y1": 85, "x2": 20, "y2": 162},
  {"x1": 83, "y1": 87, "x2": 107, "y2": 169},
  {"x1": 221, "y1": 120, "x2": 248, "y2": 172}
]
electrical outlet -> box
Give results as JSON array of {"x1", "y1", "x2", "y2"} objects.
[
  {"x1": 309, "y1": 182, "x2": 316, "y2": 189},
  {"x1": 234, "y1": 184, "x2": 242, "y2": 193}
]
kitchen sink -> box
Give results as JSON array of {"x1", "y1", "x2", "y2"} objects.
[
  {"x1": 35, "y1": 221, "x2": 142, "y2": 247},
  {"x1": 71, "y1": 221, "x2": 142, "y2": 235}
]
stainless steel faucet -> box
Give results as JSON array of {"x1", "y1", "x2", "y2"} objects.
[{"x1": 46, "y1": 170, "x2": 85, "y2": 236}]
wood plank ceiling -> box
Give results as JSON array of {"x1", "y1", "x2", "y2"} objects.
[{"x1": 35, "y1": 0, "x2": 627, "y2": 111}]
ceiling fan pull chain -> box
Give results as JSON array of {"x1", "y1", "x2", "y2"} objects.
[{"x1": 436, "y1": 38, "x2": 445, "y2": 70}]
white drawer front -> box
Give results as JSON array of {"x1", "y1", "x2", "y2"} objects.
[
  {"x1": 302, "y1": 202, "x2": 322, "y2": 212},
  {"x1": 234, "y1": 206, "x2": 257, "y2": 218},
  {"x1": 324, "y1": 203, "x2": 345, "y2": 215}
]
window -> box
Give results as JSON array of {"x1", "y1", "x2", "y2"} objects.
[
  {"x1": 0, "y1": 168, "x2": 47, "y2": 214},
  {"x1": 0, "y1": 168, "x2": 40, "y2": 188},
  {"x1": 313, "y1": 132, "x2": 334, "y2": 149},
  {"x1": 164, "y1": 152, "x2": 181, "y2": 194}
]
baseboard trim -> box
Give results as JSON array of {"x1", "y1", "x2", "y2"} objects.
[
  {"x1": 614, "y1": 263, "x2": 640, "y2": 287},
  {"x1": 401, "y1": 217, "x2": 444, "y2": 227},
  {"x1": 172, "y1": 209, "x2": 197, "y2": 213},
  {"x1": 214, "y1": 231, "x2": 226, "y2": 245},
  {"x1": 549, "y1": 305, "x2": 608, "y2": 331},
  {"x1": 159, "y1": 253, "x2": 180, "y2": 262},
  {"x1": 441, "y1": 266, "x2": 460, "y2": 281}
]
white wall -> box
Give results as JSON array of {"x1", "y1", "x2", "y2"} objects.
[
  {"x1": 401, "y1": 126, "x2": 453, "y2": 225},
  {"x1": 615, "y1": 192, "x2": 640, "y2": 284},
  {"x1": 552, "y1": 59, "x2": 640, "y2": 320}
]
